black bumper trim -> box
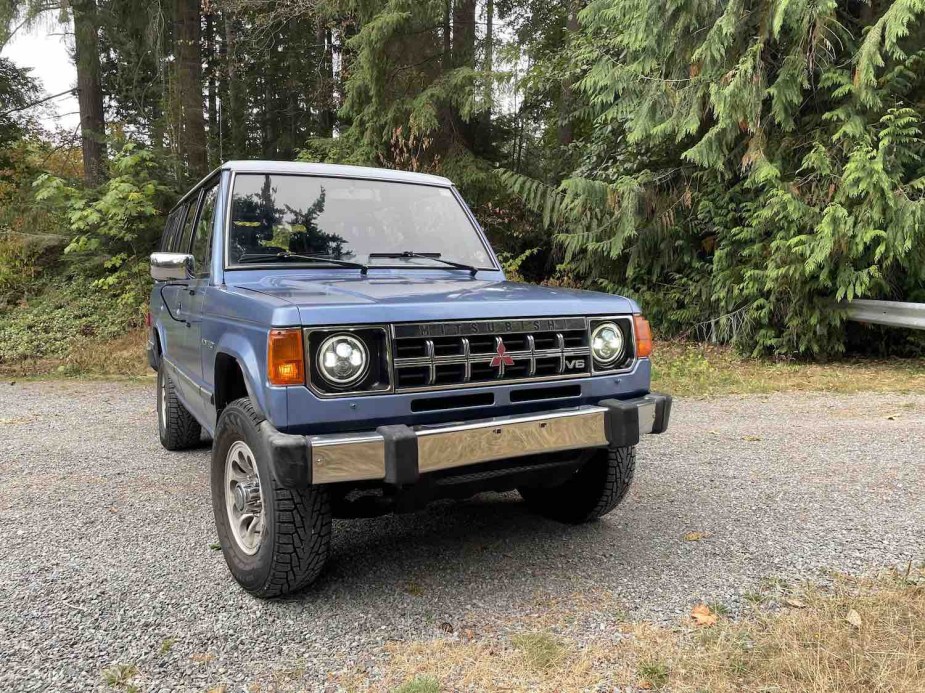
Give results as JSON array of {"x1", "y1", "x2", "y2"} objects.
[
  {"x1": 377, "y1": 424, "x2": 419, "y2": 485},
  {"x1": 600, "y1": 398, "x2": 641, "y2": 447},
  {"x1": 651, "y1": 392, "x2": 672, "y2": 434},
  {"x1": 600, "y1": 392, "x2": 672, "y2": 448},
  {"x1": 261, "y1": 422, "x2": 312, "y2": 488}
]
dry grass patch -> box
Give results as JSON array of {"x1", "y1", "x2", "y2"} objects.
[
  {"x1": 651, "y1": 341, "x2": 925, "y2": 396},
  {"x1": 510, "y1": 631, "x2": 567, "y2": 671},
  {"x1": 344, "y1": 567, "x2": 925, "y2": 692},
  {"x1": 377, "y1": 636, "x2": 615, "y2": 692}
]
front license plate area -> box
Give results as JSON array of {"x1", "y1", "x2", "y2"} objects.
[{"x1": 416, "y1": 409, "x2": 608, "y2": 473}]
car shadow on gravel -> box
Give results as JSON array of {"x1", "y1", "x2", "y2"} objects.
[{"x1": 296, "y1": 493, "x2": 627, "y2": 599}]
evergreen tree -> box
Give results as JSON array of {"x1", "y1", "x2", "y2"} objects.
[{"x1": 502, "y1": 0, "x2": 925, "y2": 356}]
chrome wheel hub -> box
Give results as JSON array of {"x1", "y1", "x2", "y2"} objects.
[{"x1": 224, "y1": 440, "x2": 265, "y2": 555}]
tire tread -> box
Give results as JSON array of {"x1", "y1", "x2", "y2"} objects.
[
  {"x1": 159, "y1": 364, "x2": 201, "y2": 450},
  {"x1": 520, "y1": 446, "x2": 635, "y2": 524},
  {"x1": 217, "y1": 398, "x2": 331, "y2": 598}
]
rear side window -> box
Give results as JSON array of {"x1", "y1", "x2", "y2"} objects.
[
  {"x1": 191, "y1": 184, "x2": 218, "y2": 277},
  {"x1": 177, "y1": 194, "x2": 200, "y2": 253},
  {"x1": 161, "y1": 208, "x2": 183, "y2": 251}
]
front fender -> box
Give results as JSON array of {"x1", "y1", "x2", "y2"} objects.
[{"x1": 212, "y1": 331, "x2": 282, "y2": 425}]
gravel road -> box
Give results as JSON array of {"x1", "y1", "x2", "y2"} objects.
[{"x1": 0, "y1": 380, "x2": 923, "y2": 692}]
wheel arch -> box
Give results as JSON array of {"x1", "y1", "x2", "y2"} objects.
[
  {"x1": 213, "y1": 349, "x2": 267, "y2": 421},
  {"x1": 148, "y1": 321, "x2": 167, "y2": 370}
]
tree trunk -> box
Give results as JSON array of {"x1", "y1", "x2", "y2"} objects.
[
  {"x1": 479, "y1": 0, "x2": 493, "y2": 130},
  {"x1": 442, "y1": 0, "x2": 451, "y2": 69},
  {"x1": 451, "y1": 0, "x2": 476, "y2": 68},
  {"x1": 316, "y1": 20, "x2": 335, "y2": 138},
  {"x1": 224, "y1": 11, "x2": 245, "y2": 158},
  {"x1": 205, "y1": 9, "x2": 217, "y2": 166},
  {"x1": 485, "y1": 0, "x2": 493, "y2": 76},
  {"x1": 557, "y1": 0, "x2": 581, "y2": 148},
  {"x1": 449, "y1": 0, "x2": 477, "y2": 149},
  {"x1": 71, "y1": 0, "x2": 106, "y2": 185},
  {"x1": 174, "y1": 0, "x2": 207, "y2": 177}
]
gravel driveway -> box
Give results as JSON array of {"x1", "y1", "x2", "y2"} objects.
[{"x1": 0, "y1": 380, "x2": 923, "y2": 692}]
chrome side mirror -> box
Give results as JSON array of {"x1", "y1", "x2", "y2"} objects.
[{"x1": 150, "y1": 252, "x2": 194, "y2": 281}]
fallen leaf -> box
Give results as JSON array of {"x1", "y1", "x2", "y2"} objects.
[
  {"x1": 683, "y1": 531, "x2": 708, "y2": 542},
  {"x1": 784, "y1": 597, "x2": 807, "y2": 609},
  {"x1": 708, "y1": 430, "x2": 719, "y2": 436},
  {"x1": 638, "y1": 680, "x2": 654, "y2": 690},
  {"x1": 209, "y1": 542, "x2": 222, "y2": 551},
  {"x1": 742, "y1": 434, "x2": 762, "y2": 442},
  {"x1": 190, "y1": 652, "x2": 214, "y2": 663},
  {"x1": 690, "y1": 603, "x2": 718, "y2": 627},
  {"x1": 845, "y1": 609, "x2": 862, "y2": 628},
  {"x1": 462, "y1": 628, "x2": 475, "y2": 641}
]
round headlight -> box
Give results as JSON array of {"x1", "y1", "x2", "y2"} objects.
[
  {"x1": 316, "y1": 334, "x2": 368, "y2": 387},
  {"x1": 591, "y1": 322, "x2": 625, "y2": 367}
]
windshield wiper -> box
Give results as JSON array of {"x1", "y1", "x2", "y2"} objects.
[
  {"x1": 368, "y1": 251, "x2": 479, "y2": 277},
  {"x1": 237, "y1": 252, "x2": 368, "y2": 275}
]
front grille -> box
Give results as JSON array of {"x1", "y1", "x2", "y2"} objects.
[{"x1": 392, "y1": 317, "x2": 599, "y2": 392}]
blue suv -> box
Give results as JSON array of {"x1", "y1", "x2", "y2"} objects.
[{"x1": 148, "y1": 161, "x2": 671, "y2": 598}]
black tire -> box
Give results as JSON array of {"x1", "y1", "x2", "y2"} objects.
[
  {"x1": 211, "y1": 398, "x2": 331, "y2": 598},
  {"x1": 157, "y1": 361, "x2": 202, "y2": 450},
  {"x1": 519, "y1": 446, "x2": 636, "y2": 524}
]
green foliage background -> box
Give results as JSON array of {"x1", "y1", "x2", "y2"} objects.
[
  {"x1": 501, "y1": 0, "x2": 925, "y2": 356},
  {"x1": 1, "y1": 0, "x2": 924, "y2": 367}
]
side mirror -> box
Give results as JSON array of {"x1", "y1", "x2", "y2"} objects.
[{"x1": 150, "y1": 252, "x2": 194, "y2": 281}]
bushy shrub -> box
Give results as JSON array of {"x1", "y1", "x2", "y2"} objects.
[
  {"x1": 0, "y1": 276, "x2": 140, "y2": 363},
  {"x1": 33, "y1": 141, "x2": 174, "y2": 321}
]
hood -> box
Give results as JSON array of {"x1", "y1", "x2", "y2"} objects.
[{"x1": 230, "y1": 272, "x2": 638, "y2": 325}]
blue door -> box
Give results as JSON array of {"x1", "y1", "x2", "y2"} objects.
[
  {"x1": 180, "y1": 181, "x2": 219, "y2": 421},
  {"x1": 164, "y1": 192, "x2": 201, "y2": 409}
]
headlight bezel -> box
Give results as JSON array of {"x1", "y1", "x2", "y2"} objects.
[
  {"x1": 316, "y1": 333, "x2": 369, "y2": 387},
  {"x1": 304, "y1": 325, "x2": 392, "y2": 396},
  {"x1": 590, "y1": 321, "x2": 626, "y2": 368},
  {"x1": 588, "y1": 317, "x2": 634, "y2": 374}
]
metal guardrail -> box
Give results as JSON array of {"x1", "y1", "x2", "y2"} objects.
[{"x1": 841, "y1": 300, "x2": 925, "y2": 331}]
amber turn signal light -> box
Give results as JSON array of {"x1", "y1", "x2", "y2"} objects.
[
  {"x1": 633, "y1": 314, "x2": 653, "y2": 358},
  {"x1": 267, "y1": 329, "x2": 305, "y2": 386}
]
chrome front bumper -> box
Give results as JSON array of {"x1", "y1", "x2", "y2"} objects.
[{"x1": 264, "y1": 394, "x2": 671, "y2": 487}]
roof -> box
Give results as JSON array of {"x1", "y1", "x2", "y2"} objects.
[
  {"x1": 169, "y1": 161, "x2": 456, "y2": 213},
  {"x1": 220, "y1": 160, "x2": 453, "y2": 187}
]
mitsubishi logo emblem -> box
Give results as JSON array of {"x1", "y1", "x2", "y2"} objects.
[{"x1": 490, "y1": 338, "x2": 515, "y2": 370}]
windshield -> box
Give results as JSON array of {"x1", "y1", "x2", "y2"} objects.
[{"x1": 226, "y1": 174, "x2": 495, "y2": 269}]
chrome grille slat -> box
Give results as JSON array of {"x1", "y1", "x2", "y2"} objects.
[
  {"x1": 526, "y1": 334, "x2": 537, "y2": 377},
  {"x1": 424, "y1": 339, "x2": 436, "y2": 386},
  {"x1": 392, "y1": 317, "x2": 604, "y2": 392},
  {"x1": 394, "y1": 347, "x2": 591, "y2": 367},
  {"x1": 461, "y1": 337, "x2": 471, "y2": 382}
]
